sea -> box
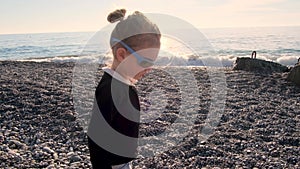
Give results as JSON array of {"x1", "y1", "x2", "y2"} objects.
[{"x1": 0, "y1": 26, "x2": 299, "y2": 67}]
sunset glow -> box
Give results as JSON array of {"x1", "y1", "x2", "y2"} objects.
[{"x1": 1, "y1": 0, "x2": 299, "y2": 34}]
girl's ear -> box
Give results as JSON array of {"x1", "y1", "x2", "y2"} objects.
[{"x1": 115, "y1": 48, "x2": 127, "y2": 62}]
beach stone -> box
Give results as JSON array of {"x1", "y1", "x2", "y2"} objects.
[
  {"x1": 24, "y1": 137, "x2": 31, "y2": 145},
  {"x1": 69, "y1": 154, "x2": 82, "y2": 163},
  {"x1": 8, "y1": 140, "x2": 27, "y2": 149},
  {"x1": 53, "y1": 153, "x2": 58, "y2": 160},
  {"x1": 38, "y1": 161, "x2": 49, "y2": 168},
  {"x1": 233, "y1": 57, "x2": 288, "y2": 73},
  {"x1": 45, "y1": 164, "x2": 56, "y2": 169},
  {"x1": 287, "y1": 156, "x2": 298, "y2": 165},
  {"x1": 61, "y1": 110, "x2": 76, "y2": 121},
  {"x1": 287, "y1": 64, "x2": 300, "y2": 86},
  {"x1": 42, "y1": 147, "x2": 55, "y2": 154},
  {"x1": 270, "y1": 149, "x2": 280, "y2": 157}
]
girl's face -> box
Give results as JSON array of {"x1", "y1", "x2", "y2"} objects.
[{"x1": 115, "y1": 43, "x2": 160, "y2": 82}]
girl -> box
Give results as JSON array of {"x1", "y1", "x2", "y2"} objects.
[{"x1": 87, "y1": 9, "x2": 161, "y2": 169}]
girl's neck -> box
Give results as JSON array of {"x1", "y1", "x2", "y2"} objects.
[{"x1": 111, "y1": 60, "x2": 118, "y2": 71}]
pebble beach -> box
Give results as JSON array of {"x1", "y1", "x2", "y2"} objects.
[{"x1": 0, "y1": 61, "x2": 299, "y2": 168}]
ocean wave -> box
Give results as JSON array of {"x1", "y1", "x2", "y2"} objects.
[
  {"x1": 1, "y1": 28, "x2": 299, "y2": 67},
  {"x1": 17, "y1": 54, "x2": 112, "y2": 64},
  {"x1": 15, "y1": 53, "x2": 299, "y2": 68},
  {"x1": 276, "y1": 56, "x2": 299, "y2": 66}
]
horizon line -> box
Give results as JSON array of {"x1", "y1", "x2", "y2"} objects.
[{"x1": 1, "y1": 25, "x2": 300, "y2": 35}]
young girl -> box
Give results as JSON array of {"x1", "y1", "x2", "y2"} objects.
[{"x1": 87, "y1": 9, "x2": 161, "y2": 169}]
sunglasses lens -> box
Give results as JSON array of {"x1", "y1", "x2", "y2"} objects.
[{"x1": 139, "y1": 61, "x2": 154, "y2": 68}]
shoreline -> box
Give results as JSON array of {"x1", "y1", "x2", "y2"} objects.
[
  {"x1": 0, "y1": 61, "x2": 299, "y2": 168},
  {"x1": 1, "y1": 53, "x2": 298, "y2": 68}
]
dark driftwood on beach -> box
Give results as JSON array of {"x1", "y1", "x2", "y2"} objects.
[
  {"x1": 233, "y1": 57, "x2": 289, "y2": 73},
  {"x1": 0, "y1": 61, "x2": 300, "y2": 168}
]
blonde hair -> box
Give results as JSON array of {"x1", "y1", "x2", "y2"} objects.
[{"x1": 107, "y1": 9, "x2": 161, "y2": 51}]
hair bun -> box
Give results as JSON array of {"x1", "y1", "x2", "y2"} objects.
[{"x1": 107, "y1": 9, "x2": 126, "y2": 23}]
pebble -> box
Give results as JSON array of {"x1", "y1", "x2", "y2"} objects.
[
  {"x1": 67, "y1": 152, "x2": 74, "y2": 156},
  {"x1": 24, "y1": 137, "x2": 30, "y2": 145},
  {"x1": 8, "y1": 140, "x2": 27, "y2": 149},
  {"x1": 45, "y1": 164, "x2": 56, "y2": 169},
  {"x1": 69, "y1": 155, "x2": 82, "y2": 163},
  {"x1": 53, "y1": 153, "x2": 58, "y2": 160},
  {"x1": 42, "y1": 147, "x2": 55, "y2": 154}
]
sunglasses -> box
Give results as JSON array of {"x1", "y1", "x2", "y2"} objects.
[{"x1": 111, "y1": 37, "x2": 155, "y2": 68}]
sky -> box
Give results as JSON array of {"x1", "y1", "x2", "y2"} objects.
[{"x1": 0, "y1": 0, "x2": 299, "y2": 34}]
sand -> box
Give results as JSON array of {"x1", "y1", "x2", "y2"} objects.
[{"x1": 0, "y1": 61, "x2": 299, "y2": 168}]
